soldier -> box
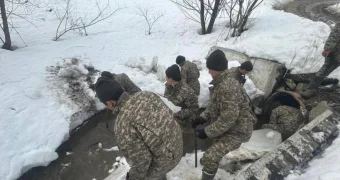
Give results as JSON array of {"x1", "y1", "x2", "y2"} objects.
[
  {"x1": 94, "y1": 78, "x2": 183, "y2": 180},
  {"x1": 191, "y1": 50, "x2": 255, "y2": 180},
  {"x1": 176, "y1": 55, "x2": 201, "y2": 96},
  {"x1": 261, "y1": 105, "x2": 304, "y2": 140},
  {"x1": 229, "y1": 61, "x2": 253, "y2": 86},
  {"x1": 101, "y1": 71, "x2": 141, "y2": 94},
  {"x1": 164, "y1": 64, "x2": 199, "y2": 127},
  {"x1": 302, "y1": 22, "x2": 340, "y2": 98}
]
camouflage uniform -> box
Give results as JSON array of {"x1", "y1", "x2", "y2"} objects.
[
  {"x1": 113, "y1": 73, "x2": 141, "y2": 95},
  {"x1": 229, "y1": 67, "x2": 246, "y2": 86},
  {"x1": 164, "y1": 81, "x2": 199, "y2": 123},
  {"x1": 180, "y1": 61, "x2": 200, "y2": 96},
  {"x1": 316, "y1": 22, "x2": 340, "y2": 78},
  {"x1": 261, "y1": 105, "x2": 304, "y2": 140},
  {"x1": 113, "y1": 91, "x2": 183, "y2": 180},
  {"x1": 198, "y1": 70, "x2": 255, "y2": 174}
]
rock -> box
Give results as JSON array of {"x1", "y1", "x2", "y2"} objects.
[
  {"x1": 296, "y1": 83, "x2": 308, "y2": 93},
  {"x1": 284, "y1": 78, "x2": 296, "y2": 90},
  {"x1": 309, "y1": 101, "x2": 329, "y2": 121},
  {"x1": 71, "y1": 58, "x2": 79, "y2": 65}
]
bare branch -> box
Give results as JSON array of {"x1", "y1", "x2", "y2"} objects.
[
  {"x1": 53, "y1": 0, "x2": 123, "y2": 41},
  {"x1": 135, "y1": 3, "x2": 164, "y2": 35}
]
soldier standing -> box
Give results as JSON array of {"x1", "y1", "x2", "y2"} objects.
[
  {"x1": 302, "y1": 22, "x2": 340, "y2": 98},
  {"x1": 94, "y1": 78, "x2": 183, "y2": 180},
  {"x1": 229, "y1": 61, "x2": 253, "y2": 86},
  {"x1": 101, "y1": 71, "x2": 141, "y2": 94},
  {"x1": 191, "y1": 50, "x2": 255, "y2": 180},
  {"x1": 176, "y1": 55, "x2": 201, "y2": 96},
  {"x1": 164, "y1": 64, "x2": 199, "y2": 128},
  {"x1": 261, "y1": 105, "x2": 304, "y2": 140}
]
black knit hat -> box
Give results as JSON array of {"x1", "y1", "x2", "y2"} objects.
[
  {"x1": 95, "y1": 77, "x2": 124, "y2": 103},
  {"x1": 101, "y1": 71, "x2": 114, "y2": 79},
  {"x1": 176, "y1": 55, "x2": 186, "y2": 65},
  {"x1": 165, "y1": 64, "x2": 181, "y2": 81},
  {"x1": 206, "y1": 50, "x2": 228, "y2": 71},
  {"x1": 240, "y1": 61, "x2": 253, "y2": 71}
]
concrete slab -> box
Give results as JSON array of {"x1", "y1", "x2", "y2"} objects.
[{"x1": 208, "y1": 47, "x2": 282, "y2": 97}]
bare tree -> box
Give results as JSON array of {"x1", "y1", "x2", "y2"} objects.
[
  {"x1": 53, "y1": 0, "x2": 122, "y2": 41},
  {"x1": 135, "y1": 4, "x2": 164, "y2": 35},
  {"x1": 0, "y1": 0, "x2": 11, "y2": 50},
  {"x1": 223, "y1": 0, "x2": 263, "y2": 38},
  {"x1": 170, "y1": 0, "x2": 224, "y2": 35}
]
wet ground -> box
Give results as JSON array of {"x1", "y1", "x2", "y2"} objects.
[
  {"x1": 19, "y1": 110, "x2": 211, "y2": 180},
  {"x1": 283, "y1": 0, "x2": 340, "y2": 25}
]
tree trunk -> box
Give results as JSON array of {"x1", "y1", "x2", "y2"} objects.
[
  {"x1": 206, "y1": 0, "x2": 221, "y2": 34},
  {"x1": 0, "y1": 0, "x2": 11, "y2": 50},
  {"x1": 199, "y1": 0, "x2": 206, "y2": 35}
]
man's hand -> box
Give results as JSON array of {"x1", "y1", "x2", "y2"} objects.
[
  {"x1": 173, "y1": 112, "x2": 180, "y2": 119},
  {"x1": 192, "y1": 117, "x2": 206, "y2": 128},
  {"x1": 322, "y1": 50, "x2": 333, "y2": 57},
  {"x1": 195, "y1": 128, "x2": 208, "y2": 139}
]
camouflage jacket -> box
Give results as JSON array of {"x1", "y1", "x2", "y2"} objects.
[
  {"x1": 200, "y1": 70, "x2": 255, "y2": 142},
  {"x1": 164, "y1": 81, "x2": 199, "y2": 120},
  {"x1": 180, "y1": 61, "x2": 200, "y2": 96},
  {"x1": 113, "y1": 92, "x2": 183, "y2": 180},
  {"x1": 324, "y1": 22, "x2": 340, "y2": 61},
  {"x1": 261, "y1": 105, "x2": 304, "y2": 139},
  {"x1": 113, "y1": 73, "x2": 141, "y2": 95},
  {"x1": 229, "y1": 67, "x2": 246, "y2": 86}
]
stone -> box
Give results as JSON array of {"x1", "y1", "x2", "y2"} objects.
[{"x1": 309, "y1": 101, "x2": 329, "y2": 122}]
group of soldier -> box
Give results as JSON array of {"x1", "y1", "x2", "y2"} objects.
[{"x1": 91, "y1": 22, "x2": 340, "y2": 180}]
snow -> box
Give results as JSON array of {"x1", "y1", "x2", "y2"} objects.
[
  {"x1": 327, "y1": 3, "x2": 340, "y2": 14},
  {"x1": 1, "y1": 0, "x2": 339, "y2": 179}
]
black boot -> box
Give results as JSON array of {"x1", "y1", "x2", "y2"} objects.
[
  {"x1": 201, "y1": 171, "x2": 216, "y2": 180},
  {"x1": 301, "y1": 76, "x2": 324, "y2": 98}
]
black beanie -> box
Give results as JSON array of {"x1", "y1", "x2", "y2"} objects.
[
  {"x1": 240, "y1": 61, "x2": 253, "y2": 71},
  {"x1": 176, "y1": 55, "x2": 186, "y2": 65},
  {"x1": 101, "y1": 71, "x2": 114, "y2": 79},
  {"x1": 165, "y1": 64, "x2": 181, "y2": 81},
  {"x1": 95, "y1": 77, "x2": 124, "y2": 103},
  {"x1": 206, "y1": 50, "x2": 228, "y2": 71}
]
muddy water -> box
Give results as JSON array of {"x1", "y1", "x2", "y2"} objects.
[{"x1": 19, "y1": 111, "x2": 211, "y2": 180}]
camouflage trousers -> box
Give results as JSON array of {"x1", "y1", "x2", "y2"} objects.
[
  {"x1": 188, "y1": 81, "x2": 200, "y2": 96},
  {"x1": 135, "y1": 150, "x2": 182, "y2": 180},
  {"x1": 316, "y1": 55, "x2": 340, "y2": 78},
  {"x1": 202, "y1": 135, "x2": 242, "y2": 174}
]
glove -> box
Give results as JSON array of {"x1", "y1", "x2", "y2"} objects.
[
  {"x1": 173, "y1": 112, "x2": 180, "y2": 119},
  {"x1": 322, "y1": 50, "x2": 333, "y2": 57},
  {"x1": 195, "y1": 128, "x2": 208, "y2": 139},
  {"x1": 126, "y1": 172, "x2": 130, "y2": 180},
  {"x1": 240, "y1": 77, "x2": 246, "y2": 85},
  {"x1": 192, "y1": 117, "x2": 206, "y2": 128}
]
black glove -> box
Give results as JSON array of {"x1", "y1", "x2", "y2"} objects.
[
  {"x1": 240, "y1": 77, "x2": 246, "y2": 85},
  {"x1": 195, "y1": 128, "x2": 208, "y2": 139},
  {"x1": 191, "y1": 117, "x2": 206, "y2": 128},
  {"x1": 126, "y1": 172, "x2": 130, "y2": 180}
]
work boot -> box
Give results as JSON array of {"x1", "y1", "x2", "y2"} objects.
[
  {"x1": 201, "y1": 171, "x2": 216, "y2": 180},
  {"x1": 301, "y1": 76, "x2": 324, "y2": 98}
]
